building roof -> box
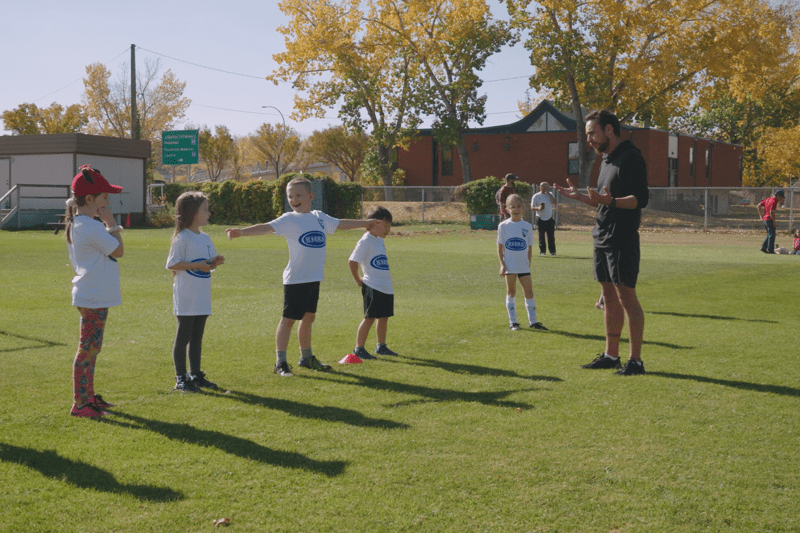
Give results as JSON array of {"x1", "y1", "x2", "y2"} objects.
[{"x1": 0, "y1": 133, "x2": 151, "y2": 159}]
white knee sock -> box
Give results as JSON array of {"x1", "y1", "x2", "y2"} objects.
[
  {"x1": 525, "y1": 298, "x2": 537, "y2": 325},
  {"x1": 506, "y1": 296, "x2": 518, "y2": 325}
]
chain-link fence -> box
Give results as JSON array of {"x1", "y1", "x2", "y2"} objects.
[{"x1": 360, "y1": 186, "x2": 799, "y2": 232}]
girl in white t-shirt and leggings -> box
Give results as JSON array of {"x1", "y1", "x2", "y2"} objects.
[
  {"x1": 166, "y1": 192, "x2": 225, "y2": 392},
  {"x1": 65, "y1": 165, "x2": 125, "y2": 418}
]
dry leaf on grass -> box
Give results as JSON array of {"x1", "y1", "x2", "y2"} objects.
[{"x1": 212, "y1": 517, "x2": 231, "y2": 527}]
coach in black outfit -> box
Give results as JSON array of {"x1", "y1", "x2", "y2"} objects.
[{"x1": 556, "y1": 109, "x2": 650, "y2": 375}]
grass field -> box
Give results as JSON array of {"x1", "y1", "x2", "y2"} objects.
[{"x1": 1, "y1": 224, "x2": 798, "y2": 532}]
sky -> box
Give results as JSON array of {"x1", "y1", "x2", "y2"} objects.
[{"x1": 0, "y1": 1, "x2": 536, "y2": 138}]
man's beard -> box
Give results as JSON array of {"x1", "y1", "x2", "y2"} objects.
[{"x1": 593, "y1": 138, "x2": 609, "y2": 154}]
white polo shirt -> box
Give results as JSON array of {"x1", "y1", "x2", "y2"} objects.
[
  {"x1": 532, "y1": 192, "x2": 555, "y2": 221},
  {"x1": 497, "y1": 218, "x2": 533, "y2": 274},
  {"x1": 67, "y1": 215, "x2": 122, "y2": 308},
  {"x1": 269, "y1": 210, "x2": 340, "y2": 284},
  {"x1": 166, "y1": 229, "x2": 217, "y2": 316},
  {"x1": 349, "y1": 232, "x2": 393, "y2": 295}
]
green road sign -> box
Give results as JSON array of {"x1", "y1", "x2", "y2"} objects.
[{"x1": 162, "y1": 130, "x2": 199, "y2": 165}]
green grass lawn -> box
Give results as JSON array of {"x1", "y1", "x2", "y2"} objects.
[{"x1": 1, "y1": 225, "x2": 798, "y2": 532}]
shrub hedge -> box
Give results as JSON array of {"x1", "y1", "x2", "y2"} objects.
[
  {"x1": 455, "y1": 177, "x2": 533, "y2": 215},
  {"x1": 157, "y1": 174, "x2": 364, "y2": 224}
]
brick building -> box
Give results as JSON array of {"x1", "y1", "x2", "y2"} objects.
[{"x1": 397, "y1": 100, "x2": 743, "y2": 189}]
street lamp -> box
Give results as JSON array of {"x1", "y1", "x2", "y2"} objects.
[
  {"x1": 261, "y1": 105, "x2": 286, "y2": 129},
  {"x1": 261, "y1": 106, "x2": 287, "y2": 179}
]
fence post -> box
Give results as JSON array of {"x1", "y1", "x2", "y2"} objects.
[
  {"x1": 15, "y1": 185, "x2": 21, "y2": 229},
  {"x1": 790, "y1": 188, "x2": 795, "y2": 230},
  {"x1": 703, "y1": 188, "x2": 708, "y2": 232},
  {"x1": 421, "y1": 188, "x2": 425, "y2": 222}
]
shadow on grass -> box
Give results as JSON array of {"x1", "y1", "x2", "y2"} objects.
[
  {"x1": 0, "y1": 443, "x2": 184, "y2": 502},
  {"x1": 104, "y1": 412, "x2": 347, "y2": 477},
  {"x1": 212, "y1": 390, "x2": 410, "y2": 429},
  {"x1": 386, "y1": 355, "x2": 562, "y2": 382},
  {"x1": 301, "y1": 373, "x2": 538, "y2": 410},
  {"x1": 648, "y1": 372, "x2": 800, "y2": 397},
  {"x1": 541, "y1": 328, "x2": 692, "y2": 350},
  {"x1": 648, "y1": 311, "x2": 779, "y2": 324},
  {"x1": 0, "y1": 330, "x2": 67, "y2": 353}
]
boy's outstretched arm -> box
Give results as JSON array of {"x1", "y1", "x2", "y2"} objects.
[
  {"x1": 226, "y1": 223, "x2": 275, "y2": 239},
  {"x1": 337, "y1": 218, "x2": 378, "y2": 231},
  {"x1": 348, "y1": 260, "x2": 363, "y2": 286}
]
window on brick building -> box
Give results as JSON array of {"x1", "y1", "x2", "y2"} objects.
[{"x1": 568, "y1": 143, "x2": 579, "y2": 174}]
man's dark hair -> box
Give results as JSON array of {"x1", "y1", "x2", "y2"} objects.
[
  {"x1": 586, "y1": 109, "x2": 621, "y2": 137},
  {"x1": 367, "y1": 205, "x2": 393, "y2": 222}
]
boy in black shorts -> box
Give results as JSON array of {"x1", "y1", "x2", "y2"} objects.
[
  {"x1": 348, "y1": 206, "x2": 398, "y2": 359},
  {"x1": 227, "y1": 177, "x2": 377, "y2": 376}
]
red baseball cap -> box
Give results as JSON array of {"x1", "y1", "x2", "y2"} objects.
[{"x1": 71, "y1": 165, "x2": 123, "y2": 196}]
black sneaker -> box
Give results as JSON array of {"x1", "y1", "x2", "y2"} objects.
[
  {"x1": 191, "y1": 371, "x2": 218, "y2": 390},
  {"x1": 530, "y1": 322, "x2": 549, "y2": 331},
  {"x1": 375, "y1": 345, "x2": 398, "y2": 356},
  {"x1": 354, "y1": 347, "x2": 377, "y2": 360},
  {"x1": 510, "y1": 323, "x2": 521, "y2": 331},
  {"x1": 298, "y1": 356, "x2": 331, "y2": 371},
  {"x1": 174, "y1": 375, "x2": 201, "y2": 392},
  {"x1": 580, "y1": 354, "x2": 622, "y2": 369},
  {"x1": 273, "y1": 361, "x2": 294, "y2": 377},
  {"x1": 615, "y1": 359, "x2": 646, "y2": 375}
]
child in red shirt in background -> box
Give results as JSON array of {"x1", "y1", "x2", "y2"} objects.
[{"x1": 757, "y1": 190, "x2": 784, "y2": 254}]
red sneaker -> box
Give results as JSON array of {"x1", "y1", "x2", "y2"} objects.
[{"x1": 70, "y1": 404, "x2": 106, "y2": 418}]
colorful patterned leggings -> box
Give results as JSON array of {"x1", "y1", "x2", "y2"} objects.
[{"x1": 73, "y1": 307, "x2": 108, "y2": 406}]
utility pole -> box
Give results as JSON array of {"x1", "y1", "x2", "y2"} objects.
[{"x1": 130, "y1": 44, "x2": 138, "y2": 139}]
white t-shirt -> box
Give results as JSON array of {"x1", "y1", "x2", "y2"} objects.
[
  {"x1": 532, "y1": 192, "x2": 555, "y2": 221},
  {"x1": 497, "y1": 218, "x2": 533, "y2": 274},
  {"x1": 67, "y1": 215, "x2": 122, "y2": 308},
  {"x1": 349, "y1": 232, "x2": 393, "y2": 295},
  {"x1": 166, "y1": 229, "x2": 217, "y2": 316},
  {"x1": 269, "y1": 210, "x2": 340, "y2": 284}
]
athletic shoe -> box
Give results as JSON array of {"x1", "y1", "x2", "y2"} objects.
[
  {"x1": 89, "y1": 394, "x2": 115, "y2": 409},
  {"x1": 539, "y1": 252, "x2": 546, "y2": 256},
  {"x1": 580, "y1": 353, "x2": 622, "y2": 369},
  {"x1": 550, "y1": 253, "x2": 557, "y2": 256},
  {"x1": 510, "y1": 323, "x2": 521, "y2": 331},
  {"x1": 595, "y1": 300, "x2": 605, "y2": 311},
  {"x1": 298, "y1": 356, "x2": 331, "y2": 371},
  {"x1": 530, "y1": 322, "x2": 549, "y2": 331},
  {"x1": 354, "y1": 347, "x2": 377, "y2": 360},
  {"x1": 615, "y1": 359, "x2": 646, "y2": 375},
  {"x1": 174, "y1": 375, "x2": 201, "y2": 392},
  {"x1": 273, "y1": 361, "x2": 294, "y2": 377},
  {"x1": 191, "y1": 371, "x2": 219, "y2": 390},
  {"x1": 70, "y1": 404, "x2": 106, "y2": 418},
  {"x1": 375, "y1": 345, "x2": 399, "y2": 356}
]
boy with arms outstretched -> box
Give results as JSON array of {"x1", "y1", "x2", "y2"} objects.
[
  {"x1": 226, "y1": 177, "x2": 377, "y2": 376},
  {"x1": 348, "y1": 206, "x2": 398, "y2": 360},
  {"x1": 497, "y1": 194, "x2": 548, "y2": 331}
]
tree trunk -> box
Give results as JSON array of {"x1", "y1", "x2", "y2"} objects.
[
  {"x1": 567, "y1": 73, "x2": 595, "y2": 188},
  {"x1": 457, "y1": 132, "x2": 471, "y2": 183},
  {"x1": 377, "y1": 143, "x2": 394, "y2": 201}
]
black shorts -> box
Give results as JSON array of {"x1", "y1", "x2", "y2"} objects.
[
  {"x1": 593, "y1": 246, "x2": 640, "y2": 288},
  {"x1": 283, "y1": 282, "x2": 320, "y2": 320},
  {"x1": 362, "y1": 284, "x2": 394, "y2": 319}
]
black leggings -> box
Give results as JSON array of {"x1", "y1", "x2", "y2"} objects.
[{"x1": 172, "y1": 315, "x2": 208, "y2": 376}]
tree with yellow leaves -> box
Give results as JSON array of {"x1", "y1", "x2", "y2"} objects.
[
  {"x1": 507, "y1": 0, "x2": 795, "y2": 187},
  {"x1": 250, "y1": 123, "x2": 302, "y2": 179},
  {"x1": 1, "y1": 102, "x2": 86, "y2": 135},
  {"x1": 271, "y1": 0, "x2": 420, "y2": 187},
  {"x1": 82, "y1": 58, "x2": 190, "y2": 142}
]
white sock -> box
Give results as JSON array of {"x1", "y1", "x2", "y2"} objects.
[
  {"x1": 506, "y1": 295, "x2": 518, "y2": 325},
  {"x1": 604, "y1": 353, "x2": 619, "y2": 360},
  {"x1": 525, "y1": 298, "x2": 537, "y2": 325}
]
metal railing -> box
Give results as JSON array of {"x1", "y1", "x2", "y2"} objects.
[{"x1": 0, "y1": 184, "x2": 71, "y2": 229}]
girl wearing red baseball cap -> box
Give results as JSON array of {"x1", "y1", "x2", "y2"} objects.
[{"x1": 64, "y1": 164, "x2": 124, "y2": 418}]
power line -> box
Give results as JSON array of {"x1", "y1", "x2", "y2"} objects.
[
  {"x1": 32, "y1": 48, "x2": 130, "y2": 103},
  {"x1": 136, "y1": 46, "x2": 266, "y2": 80}
]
